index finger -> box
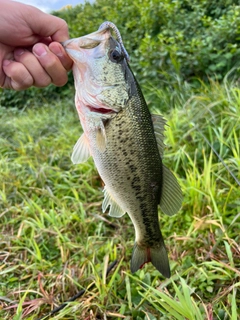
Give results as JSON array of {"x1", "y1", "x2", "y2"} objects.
[
  {"x1": 48, "y1": 42, "x2": 73, "y2": 72},
  {"x1": 27, "y1": 10, "x2": 69, "y2": 42}
]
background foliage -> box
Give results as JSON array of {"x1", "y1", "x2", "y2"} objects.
[
  {"x1": 55, "y1": 0, "x2": 240, "y2": 81},
  {"x1": 1, "y1": 0, "x2": 240, "y2": 108},
  {"x1": 0, "y1": 81, "x2": 240, "y2": 320},
  {"x1": 1, "y1": 81, "x2": 239, "y2": 319}
]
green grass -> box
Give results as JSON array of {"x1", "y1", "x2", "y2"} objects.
[{"x1": 0, "y1": 79, "x2": 239, "y2": 320}]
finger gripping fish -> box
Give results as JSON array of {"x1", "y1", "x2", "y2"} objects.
[{"x1": 62, "y1": 22, "x2": 182, "y2": 278}]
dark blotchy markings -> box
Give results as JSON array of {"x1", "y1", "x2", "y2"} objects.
[
  {"x1": 131, "y1": 175, "x2": 141, "y2": 192},
  {"x1": 141, "y1": 210, "x2": 160, "y2": 245},
  {"x1": 129, "y1": 164, "x2": 137, "y2": 172},
  {"x1": 132, "y1": 185, "x2": 141, "y2": 192},
  {"x1": 118, "y1": 129, "x2": 123, "y2": 135},
  {"x1": 101, "y1": 102, "x2": 162, "y2": 246},
  {"x1": 139, "y1": 202, "x2": 148, "y2": 212},
  {"x1": 150, "y1": 181, "x2": 160, "y2": 200},
  {"x1": 112, "y1": 156, "x2": 118, "y2": 163},
  {"x1": 131, "y1": 178, "x2": 161, "y2": 244},
  {"x1": 132, "y1": 176, "x2": 140, "y2": 183}
]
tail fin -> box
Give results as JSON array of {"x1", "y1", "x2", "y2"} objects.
[{"x1": 130, "y1": 242, "x2": 171, "y2": 278}]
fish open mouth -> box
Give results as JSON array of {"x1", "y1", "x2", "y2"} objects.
[{"x1": 87, "y1": 105, "x2": 115, "y2": 114}]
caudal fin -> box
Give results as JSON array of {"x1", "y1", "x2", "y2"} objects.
[{"x1": 130, "y1": 242, "x2": 171, "y2": 278}]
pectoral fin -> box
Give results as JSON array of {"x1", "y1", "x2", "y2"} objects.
[
  {"x1": 96, "y1": 128, "x2": 107, "y2": 152},
  {"x1": 71, "y1": 133, "x2": 91, "y2": 164},
  {"x1": 151, "y1": 114, "x2": 167, "y2": 157},
  {"x1": 159, "y1": 165, "x2": 183, "y2": 216},
  {"x1": 102, "y1": 187, "x2": 126, "y2": 218}
]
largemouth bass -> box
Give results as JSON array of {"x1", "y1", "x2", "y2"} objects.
[{"x1": 62, "y1": 22, "x2": 182, "y2": 278}]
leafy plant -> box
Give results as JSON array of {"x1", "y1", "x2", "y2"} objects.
[
  {"x1": 0, "y1": 78, "x2": 239, "y2": 319},
  {"x1": 1, "y1": 0, "x2": 240, "y2": 108}
]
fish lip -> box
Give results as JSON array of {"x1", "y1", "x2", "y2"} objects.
[{"x1": 61, "y1": 38, "x2": 75, "y2": 48}]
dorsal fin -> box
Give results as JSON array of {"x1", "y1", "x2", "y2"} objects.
[
  {"x1": 159, "y1": 165, "x2": 183, "y2": 216},
  {"x1": 71, "y1": 133, "x2": 91, "y2": 164},
  {"x1": 102, "y1": 187, "x2": 126, "y2": 218},
  {"x1": 151, "y1": 114, "x2": 167, "y2": 157}
]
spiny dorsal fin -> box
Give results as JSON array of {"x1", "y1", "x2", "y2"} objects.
[
  {"x1": 102, "y1": 187, "x2": 126, "y2": 218},
  {"x1": 71, "y1": 133, "x2": 91, "y2": 164},
  {"x1": 151, "y1": 114, "x2": 167, "y2": 157},
  {"x1": 159, "y1": 165, "x2": 183, "y2": 216}
]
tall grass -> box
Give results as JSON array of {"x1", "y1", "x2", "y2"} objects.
[{"x1": 0, "y1": 79, "x2": 239, "y2": 319}]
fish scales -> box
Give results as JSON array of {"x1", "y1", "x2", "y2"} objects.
[
  {"x1": 96, "y1": 102, "x2": 164, "y2": 246},
  {"x1": 62, "y1": 22, "x2": 182, "y2": 278}
]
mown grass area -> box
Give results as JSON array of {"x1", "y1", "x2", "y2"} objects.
[{"x1": 0, "y1": 79, "x2": 239, "y2": 320}]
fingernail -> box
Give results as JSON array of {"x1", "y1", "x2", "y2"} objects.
[
  {"x1": 55, "y1": 48, "x2": 64, "y2": 57},
  {"x1": 3, "y1": 60, "x2": 11, "y2": 66},
  {"x1": 15, "y1": 48, "x2": 25, "y2": 56},
  {"x1": 51, "y1": 45, "x2": 64, "y2": 57},
  {"x1": 33, "y1": 44, "x2": 47, "y2": 57}
]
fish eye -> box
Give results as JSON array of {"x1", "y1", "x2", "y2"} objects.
[{"x1": 109, "y1": 49, "x2": 124, "y2": 63}]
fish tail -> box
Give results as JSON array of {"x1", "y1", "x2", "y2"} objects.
[{"x1": 130, "y1": 242, "x2": 171, "y2": 278}]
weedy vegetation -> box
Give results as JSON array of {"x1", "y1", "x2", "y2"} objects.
[
  {"x1": 0, "y1": 0, "x2": 240, "y2": 319},
  {"x1": 0, "y1": 78, "x2": 239, "y2": 319}
]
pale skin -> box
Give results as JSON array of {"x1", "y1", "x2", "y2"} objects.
[{"x1": 0, "y1": 0, "x2": 73, "y2": 90}]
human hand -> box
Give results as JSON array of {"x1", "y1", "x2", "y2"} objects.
[{"x1": 0, "y1": 0, "x2": 72, "y2": 90}]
